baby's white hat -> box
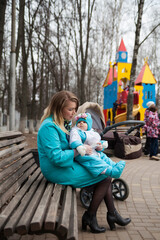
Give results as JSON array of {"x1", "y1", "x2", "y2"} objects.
[{"x1": 146, "y1": 101, "x2": 155, "y2": 108}]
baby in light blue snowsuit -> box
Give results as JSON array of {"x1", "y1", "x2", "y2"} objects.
[{"x1": 70, "y1": 113, "x2": 126, "y2": 178}]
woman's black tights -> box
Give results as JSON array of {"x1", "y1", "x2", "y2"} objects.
[{"x1": 88, "y1": 177, "x2": 115, "y2": 215}]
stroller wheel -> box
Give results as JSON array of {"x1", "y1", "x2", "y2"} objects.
[
  {"x1": 80, "y1": 178, "x2": 129, "y2": 208},
  {"x1": 80, "y1": 188, "x2": 93, "y2": 209},
  {"x1": 112, "y1": 178, "x2": 129, "y2": 201}
]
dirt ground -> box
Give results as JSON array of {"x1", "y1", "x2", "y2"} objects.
[{"x1": 24, "y1": 133, "x2": 38, "y2": 149}]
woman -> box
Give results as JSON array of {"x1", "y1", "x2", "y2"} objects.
[{"x1": 37, "y1": 90, "x2": 131, "y2": 233}]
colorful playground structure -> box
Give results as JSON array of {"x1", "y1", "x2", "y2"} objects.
[{"x1": 103, "y1": 38, "x2": 157, "y2": 124}]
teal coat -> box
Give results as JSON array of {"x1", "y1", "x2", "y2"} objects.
[{"x1": 37, "y1": 116, "x2": 107, "y2": 188}]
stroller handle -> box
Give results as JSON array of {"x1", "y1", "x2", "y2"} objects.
[{"x1": 100, "y1": 120, "x2": 145, "y2": 137}]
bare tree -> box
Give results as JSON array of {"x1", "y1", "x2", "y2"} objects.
[
  {"x1": 1, "y1": 50, "x2": 8, "y2": 112},
  {"x1": 17, "y1": 0, "x2": 28, "y2": 133},
  {"x1": 127, "y1": 0, "x2": 145, "y2": 120},
  {"x1": 127, "y1": 0, "x2": 160, "y2": 119},
  {"x1": 76, "y1": 0, "x2": 95, "y2": 104},
  {"x1": 0, "y1": 0, "x2": 7, "y2": 69},
  {"x1": 0, "y1": 0, "x2": 7, "y2": 113},
  {"x1": 16, "y1": 0, "x2": 43, "y2": 132},
  {"x1": 150, "y1": 30, "x2": 160, "y2": 113}
]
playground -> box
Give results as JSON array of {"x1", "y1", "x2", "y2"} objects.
[{"x1": 103, "y1": 38, "x2": 157, "y2": 124}]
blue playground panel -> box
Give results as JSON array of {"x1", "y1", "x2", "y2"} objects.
[
  {"x1": 142, "y1": 83, "x2": 156, "y2": 108},
  {"x1": 104, "y1": 81, "x2": 117, "y2": 110}
]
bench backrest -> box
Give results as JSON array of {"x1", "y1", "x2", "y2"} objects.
[{"x1": 0, "y1": 131, "x2": 38, "y2": 209}]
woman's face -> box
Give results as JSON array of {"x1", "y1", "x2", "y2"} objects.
[{"x1": 62, "y1": 100, "x2": 77, "y2": 121}]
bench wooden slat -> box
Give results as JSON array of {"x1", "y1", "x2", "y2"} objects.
[
  {"x1": 0, "y1": 148, "x2": 31, "y2": 170},
  {"x1": 67, "y1": 189, "x2": 78, "y2": 240},
  {"x1": 16, "y1": 177, "x2": 47, "y2": 235},
  {"x1": 0, "y1": 168, "x2": 41, "y2": 231},
  {"x1": 3, "y1": 173, "x2": 44, "y2": 237},
  {"x1": 57, "y1": 186, "x2": 72, "y2": 237},
  {"x1": 0, "y1": 152, "x2": 33, "y2": 181},
  {"x1": 0, "y1": 158, "x2": 36, "y2": 194},
  {"x1": 0, "y1": 131, "x2": 22, "y2": 139},
  {"x1": 44, "y1": 184, "x2": 62, "y2": 231},
  {"x1": 30, "y1": 183, "x2": 54, "y2": 232},
  {"x1": 0, "y1": 163, "x2": 38, "y2": 209},
  {"x1": 0, "y1": 136, "x2": 26, "y2": 148},
  {"x1": 0, "y1": 142, "x2": 27, "y2": 158}
]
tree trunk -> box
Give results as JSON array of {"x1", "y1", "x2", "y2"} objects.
[
  {"x1": 127, "y1": 0, "x2": 145, "y2": 120},
  {"x1": 0, "y1": 0, "x2": 7, "y2": 69},
  {"x1": 35, "y1": 119, "x2": 40, "y2": 132},
  {"x1": 30, "y1": 33, "x2": 37, "y2": 133},
  {"x1": 19, "y1": 0, "x2": 28, "y2": 133},
  {"x1": 0, "y1": 0, "x2": 7, "y2": 111},
  {"x1": 38, "y1": 54, "x2": 44, "y2": 119},
  {"x1": 19, "y1": 116, "x2": 27, "y2": 133},
  {"x1": 16, "y1": 0, "x2": 25, "y2": 65},
  {"x1": 19, "y1": 57, "x2": 28, "y2": 133},
  {"x1": 157, "y1": 76, "x2": 160, "y2": 115},
  {"x1": 28, "y1": 119, "x2": 34, "y2": 133},
  {"x1": 77, "y1": 0, "x2": 95, "y2": 104}
]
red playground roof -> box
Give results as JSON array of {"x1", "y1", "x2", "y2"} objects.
[
  {"x1": 108, "y1": 67, "x2": 117, "y2": 85},
  {"x1": 103, "y1": 66, "x2": 117, "y2": 87},
  {"x1": 135, "y1": 64, "x2": 145, "y2": 84},
  {"x1": 117, "y1": 38, "x2": 127, "y2": 52}
]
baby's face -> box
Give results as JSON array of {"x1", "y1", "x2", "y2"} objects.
[{"x1": 77, "y1": 121, "x2": 88, "y2": 131}]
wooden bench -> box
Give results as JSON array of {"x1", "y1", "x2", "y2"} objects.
[{"x1": 0, "y1": 131, "x2": 78, "y2": 240}]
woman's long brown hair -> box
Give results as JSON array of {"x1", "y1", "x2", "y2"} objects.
[{"x1": 41, "y1": 91, "x2": 79, "y2": 133}]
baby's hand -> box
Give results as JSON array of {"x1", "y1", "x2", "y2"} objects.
[
  {"x1": 102, "y1": 141, "x2": 108, "y2": 149},
  {"x1": 77, "y1": 145, "x2": 86, "y2": 156},
  {"x1": 83, "y1": 144, "x2": 92, "y2": 155},
  {"x1": 96, "y1": 142, "x2": 103, "y2": 151}
]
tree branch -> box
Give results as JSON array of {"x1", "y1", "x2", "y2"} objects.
[{"x1": 139, "y1": 22, "x2": 160, "y2": 48}]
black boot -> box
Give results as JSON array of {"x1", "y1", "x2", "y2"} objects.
[
  {"x1": 107, "y1": 210, "x2": 131, "y2": 230},
  {"x1": 82, "y1": 211, "x2": 106, "y2": 233}
]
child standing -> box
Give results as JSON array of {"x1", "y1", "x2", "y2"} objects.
[
  {"x1": 143, "y1": 101, "x2": 154, "y2": 155},
  {"x1": 70, "y1": 113, "x2": 126, "y2": 178},
  {"x1": 144, "y1": 104, "x2": 160, "y2": 160}
]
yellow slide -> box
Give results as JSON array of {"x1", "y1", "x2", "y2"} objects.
[{"x1": 114, "y1": 104, "x2": 140, "y2": 123}]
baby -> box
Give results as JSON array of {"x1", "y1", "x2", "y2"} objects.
[{"x1": 70, "y1": 113, "x2": 125, "y2": 178}]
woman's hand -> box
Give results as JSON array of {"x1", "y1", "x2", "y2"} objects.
[
  {"x1": 73, "y1": 149, "x2": 79, "y2": 157},
  {"x1": 83, "y1": 144, "x2": 92, "y2": 155},
  {"x1": 96, "y1": 142, "x2": 103, "y2": 151}
]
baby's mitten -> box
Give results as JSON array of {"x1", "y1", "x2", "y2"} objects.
[
  {"x1": 77, "y1": 145, "x2": 86, "y2": 156},
  {"x1": 110, "y1": 161, "x2": 126, "y2": 179},
  {"x1": 102, "y1": 141, "x2": 108, "y2": 149}
]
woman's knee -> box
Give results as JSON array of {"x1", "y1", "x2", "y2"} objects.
[{"x1": 101, "y1": 177, "x2": 112, "y2": 184}]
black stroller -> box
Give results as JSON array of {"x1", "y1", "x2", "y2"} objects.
[{"x1": 77, "y1": 102, "x2": 145, "y2": 208}]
